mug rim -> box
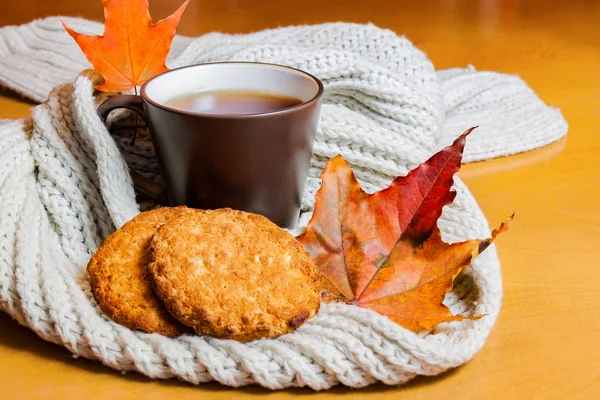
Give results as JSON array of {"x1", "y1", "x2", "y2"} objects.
[{"x1": 140, "y1": 61, "x2": 324, "y2": 119}]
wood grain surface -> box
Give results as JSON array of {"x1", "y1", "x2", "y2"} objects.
[{"x1": 1, "y1": 0, "x2": 599, "y2": 398}]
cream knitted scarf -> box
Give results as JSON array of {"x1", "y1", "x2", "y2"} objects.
[{"x1": 0, "y1": 17, "x2": 567, "y2": 390}]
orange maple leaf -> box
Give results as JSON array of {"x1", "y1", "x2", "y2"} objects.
[
  {"x1": 297, "y1": 128, "x2": 511, "y2": 332},
  {"x1": 63, "y1": 0, "x2": 189, "y2": 92}
]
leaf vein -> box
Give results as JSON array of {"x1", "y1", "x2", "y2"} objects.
[
  {"x1": 82, "y1": 44, "x2": 133, "y2": 85},
  {"x1": 133, "y1": 27, "x2": 170, "y2": 83}
]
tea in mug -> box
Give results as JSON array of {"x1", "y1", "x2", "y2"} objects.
[{"x1": 165, "y1": 90, "x2": 303, "y2": 115}]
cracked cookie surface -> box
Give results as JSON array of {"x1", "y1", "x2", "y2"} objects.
[
  {"x1": 149, "y1": 209, "x2": 321, "y2": 342},
  {"x1": 87, "y1": 207, "x2": 194, "y2": 337}
]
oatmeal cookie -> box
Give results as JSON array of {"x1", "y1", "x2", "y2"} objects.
[
  {"x1": 87, "y1": 207, "x2": 194, "y2": 337},
  {"x1": 149, "y1": 209, "x2": 320, "y2": 342}
]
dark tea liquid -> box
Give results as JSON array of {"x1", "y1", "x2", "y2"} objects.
[{"x1": 165, "y1": 90, "x2": 303, "y2": 115}]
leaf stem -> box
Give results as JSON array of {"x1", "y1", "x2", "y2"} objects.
[{"x1": 130, "y1": 86, "x2": 139, "y2": 146}]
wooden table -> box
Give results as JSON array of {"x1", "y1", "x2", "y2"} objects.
[{"x1": 1, "y1": 0, "x2": 599, "y2": 398}]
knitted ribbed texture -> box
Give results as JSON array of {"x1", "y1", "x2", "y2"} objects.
[
  {"x1": 0, "y1": 17, "x2": 567, "y2": 162},
  {"x1": 0, "y1": 18, "x2": 566, "y2": 390}
]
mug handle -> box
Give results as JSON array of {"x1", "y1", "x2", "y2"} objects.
[{"x1": 97, "y1": 95, "x2": 169, "y2": 204}]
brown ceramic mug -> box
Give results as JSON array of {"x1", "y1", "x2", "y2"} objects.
[{"x1": 98, "y1": 62, "x2": 324, "y2": 228}]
